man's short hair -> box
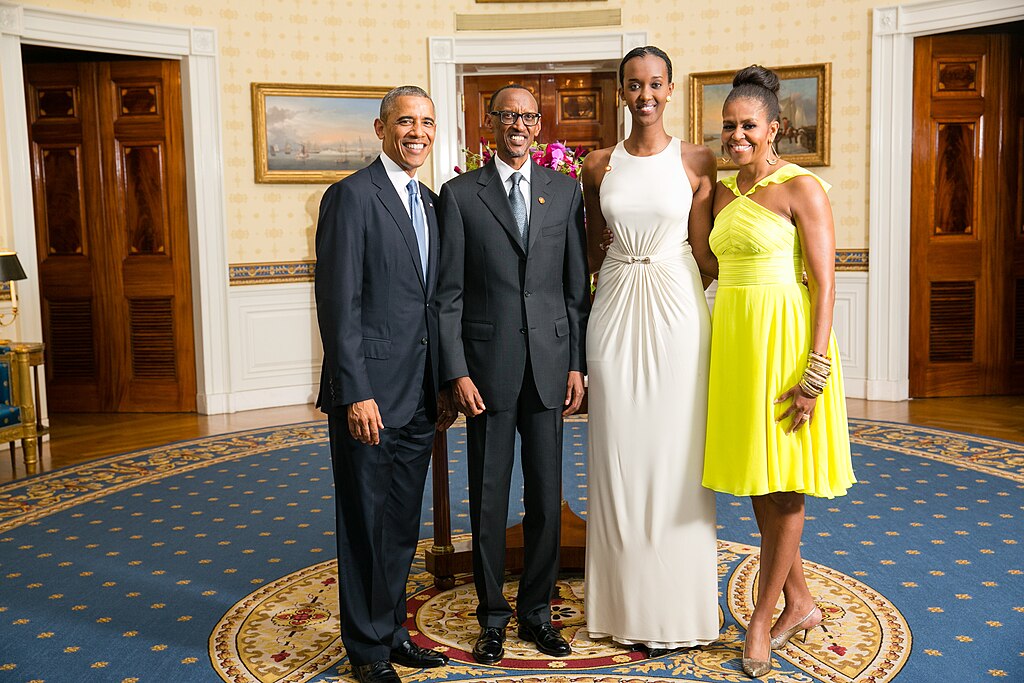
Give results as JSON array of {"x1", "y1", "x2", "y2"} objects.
[
  {"x1": 379, "y1": 85, "x2": 432, "y2": 121},
  {"x1": 487, "y1": 84, "x2": 535, "y2": 113}
]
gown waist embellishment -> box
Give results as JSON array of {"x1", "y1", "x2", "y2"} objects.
[{"x1": 604, "y1": 241, "x2": 693, "y2": 266}]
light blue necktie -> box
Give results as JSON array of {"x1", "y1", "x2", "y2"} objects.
[
  {"x1": 406, "y1": 179, "x2": 428, "y2": 278},
  {"x1": 509, "y1": 172, "x2": 528, "y2": 246}
]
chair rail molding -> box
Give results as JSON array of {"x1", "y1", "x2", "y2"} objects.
[
  {"x1": 0, "y1": 3, "x2": 232, "y2": 414},
  {"x1": 868, "y1": 0, "x2": 1024, "y2": 401},
  {"x1": 429, "y1": 31, "x2": 647, "y2": 187}
]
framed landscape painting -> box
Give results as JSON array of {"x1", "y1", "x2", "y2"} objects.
[
  {"x1": 689, "y1": 63, "x2": 831, "y2": 169},
  {"x1": 251, "y1": 83, "x2": 391, "y2": 184}
]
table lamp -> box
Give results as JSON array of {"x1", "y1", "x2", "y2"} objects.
[{"x1": 0, "y1": 251, "x2": 28, "y2": 331}]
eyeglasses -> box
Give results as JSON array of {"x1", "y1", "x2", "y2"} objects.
[{"x1": 489, "y1": 110, "x2": 541, "y2": 126}]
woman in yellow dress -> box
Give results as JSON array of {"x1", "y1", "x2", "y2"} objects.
[{"x1": 702, "y1": 65, "x2": 855, "y2": 678}]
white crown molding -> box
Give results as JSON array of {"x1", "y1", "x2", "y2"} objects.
[{"x1": 868, "y1": 0, "x2": 1024, "y2": 401}]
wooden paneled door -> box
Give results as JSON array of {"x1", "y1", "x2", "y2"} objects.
[
  {"x1": 909, "y1": 31, "x2": 1024, "y2": 397},
  {"x1": 463, "y1": 72, "x2": 618, "y2": 156},
  {"x1": 24, "y1": 59, "x2": 196, "y2": 412}
]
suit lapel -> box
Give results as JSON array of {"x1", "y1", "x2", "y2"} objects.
[
  {"x1": 369, "y1": 158, "x2": 426, "y2": 291},
  {"x1": 527, "y1": 162, "x2": 552, "y2": 253},
  {"x1": 477, "y1": 161, "x2": 527, "y2": 258}
]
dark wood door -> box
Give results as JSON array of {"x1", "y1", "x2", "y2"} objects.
[
  {"x1": 463, "y1": 72, "x2": 618, "y2": 156},
  {"x1": 909, "y1": 32, "x2": 1024, "y2": 397},
  {"x1": 24, "y1": 59, "x2": 196, "y2": 412}
]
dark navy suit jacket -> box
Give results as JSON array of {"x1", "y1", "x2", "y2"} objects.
[{"x1": 314, "y1": 156, "x2": 441, "y2": 425}]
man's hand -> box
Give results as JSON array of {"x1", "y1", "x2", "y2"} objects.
[
  {"x1": 436, "y1": 386, "x2": 458, "y2": 431},
  {"x1": 452, "y1": 376, "x2": 486, "y2": 417},
  {"x1": 347, "y1": 399, "x2": 384, "y2": 445},
  {"x1": 563, "y1": 371, "x2": 585, "y2": 416}
]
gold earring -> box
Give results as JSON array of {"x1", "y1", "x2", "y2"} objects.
[{"x1": 766, "y1": 138, "x2": 780, "y2": 166}]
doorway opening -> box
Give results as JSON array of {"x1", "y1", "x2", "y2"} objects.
[
  {"x1": 461, "y1": 65, "x2": 620, "y2": 158},
  {"x1": 22, "y1": 45, "x2": 197, "y2": 412}
]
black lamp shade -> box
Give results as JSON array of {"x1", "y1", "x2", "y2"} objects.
[{"x1": 0, "y1": 252, "x2": 26, "y2": 282}]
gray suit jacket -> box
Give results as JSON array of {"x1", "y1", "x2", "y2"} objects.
[{"x1": 436, "y1": 159, "x2": 589, "y2": 412}]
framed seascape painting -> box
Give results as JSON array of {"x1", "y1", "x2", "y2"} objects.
[
  {"x1": 689, "y1": 63, "x2": 831, "y2": 169},
  {"x1": 251, "y1": 83, "x2": 391, "y2": 184}
]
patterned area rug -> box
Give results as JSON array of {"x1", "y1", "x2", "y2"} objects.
[{"x1": 1, "y1": 418, "x2": 1021, "y2": 682}]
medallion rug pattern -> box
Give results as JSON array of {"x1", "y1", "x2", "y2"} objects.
[{"x1": 0, "y1": 419, "x2": 1021, "y2": 682}]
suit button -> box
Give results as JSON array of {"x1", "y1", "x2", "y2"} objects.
[
  {"x1": 519, "y1": 328, "x2": 526, "y2": 334},
  {"x1": 524, "y1": 290, "x2": 531, "y2": 297},
  {"x1": 420, "y1": 337, "x2": 428, "y2": 345}
]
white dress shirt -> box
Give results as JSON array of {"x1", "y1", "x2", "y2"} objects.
[
  {"x1": 379, "y1": 153, "x2": 430, "y2": 259},
  {"x1": 494, "y1": 155, "x2": 532, "y2": 223}
]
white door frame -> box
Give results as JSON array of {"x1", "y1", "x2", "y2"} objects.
[
  {"x1": 0, "y1": 3, "x2": 232, "y2": 413},
  {"x1": 868, "y1": 0, "x2": 1024, "y2": 400},
  {"x1": 428, "y1": 31, "x2": 647, "y2": 186}
]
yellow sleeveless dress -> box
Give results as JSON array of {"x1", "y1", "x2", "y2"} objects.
[{"x1": 702, "y1": 164, "x2": 855, "y2": 499}]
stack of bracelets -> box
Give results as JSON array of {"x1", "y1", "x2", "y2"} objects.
[{"x1": 799, "y1": 350, "x2": 832, "y2": 397}]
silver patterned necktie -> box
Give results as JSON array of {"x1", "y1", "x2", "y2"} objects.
[
  {"x1": 508, "y1": 171, "x2": 528, "y2": 245},
  {"x1": 406, "y1": 179, "x2": 428, "y2": 278}
]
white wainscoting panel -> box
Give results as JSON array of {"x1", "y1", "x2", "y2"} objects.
[{"x1": 228, "y1": 282, "x2": 320, "y2": 412}]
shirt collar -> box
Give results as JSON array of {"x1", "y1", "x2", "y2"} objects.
[
  {"x1": 494, "y1": 154, "x2": 531, "y2": 186},
  {"x1": 379, "y1": 153, "x2": 419, "y2": 194}
]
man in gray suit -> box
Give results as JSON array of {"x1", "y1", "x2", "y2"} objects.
[{"x1": 436, "y1": 84, "x2": 590, "y2": 664}]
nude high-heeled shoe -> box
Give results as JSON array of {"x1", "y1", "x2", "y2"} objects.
[
  {"x1": 770, "y1": 605, "x2": 823, "y2": 650},
  {"x1": 741, "y1": 640, "x2": 773, "y2": 678}
]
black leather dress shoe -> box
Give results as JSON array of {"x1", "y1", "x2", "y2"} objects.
[
  {"x1": 389, "y1": 640, "x2": 449, "y2": 668},
  {"x1": 517, "y1": 621, "x2": 571, "y2": 657},
  {"x1": 472, "y1": 626, "x2": 506, "y2": 664},
  {"x1": 352, "y1": 660, "x2": 402, "y2": 683}
]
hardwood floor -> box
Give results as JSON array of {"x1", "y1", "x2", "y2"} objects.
[{"x1": 2, "y1": 397, "x2": 1022, "y2": 482}]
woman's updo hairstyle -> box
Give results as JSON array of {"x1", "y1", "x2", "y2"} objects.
[
  {"x1": 724, "y1": 65, "x2": 781, "y2": 123},
  {"x1": 618, "y1": 46, "x2": 673, "y2": 86}
]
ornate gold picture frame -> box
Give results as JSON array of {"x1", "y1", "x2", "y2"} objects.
[
  {"x1": 689, "y1": 63, "x2": 831, "y2": 169},
  {"x1": 251, "y1": 83, "x2": 391, "y2": 184}
]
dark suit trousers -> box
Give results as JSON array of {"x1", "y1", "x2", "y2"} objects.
[
  {"x1": 467, "y1": 356, "x2": 564, "y2": 629},
  {"x1": 329, "y1": 388, "x2": 434, "y2": 665}
]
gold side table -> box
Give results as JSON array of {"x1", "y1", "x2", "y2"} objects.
[{"x1": 11, "y1": 342, "x2": 46, "y2": 472}]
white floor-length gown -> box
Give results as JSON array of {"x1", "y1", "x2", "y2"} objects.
[{"x1": 584, "y1": 137, "x2": 719, "y2": 648}]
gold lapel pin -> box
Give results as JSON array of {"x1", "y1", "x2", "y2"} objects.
[{"x1": 538, "y1": 197, "x2": 545, "y2": 204}]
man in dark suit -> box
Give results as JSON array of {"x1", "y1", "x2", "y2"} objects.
[
  {"x1": 315, "y1": 85, "x2": 454, "y2": 683},
  {"x1": 436, "y1": 84, "x2": 590, "y2": 663}
]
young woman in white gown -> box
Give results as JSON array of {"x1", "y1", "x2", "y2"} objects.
[{"x1": 581, "y1": 46, "x2": 720, "y2": 654}]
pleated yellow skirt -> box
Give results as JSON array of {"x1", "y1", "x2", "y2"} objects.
[{"x1": 702, "y1": 280, "x2": 856, "y2": 499}]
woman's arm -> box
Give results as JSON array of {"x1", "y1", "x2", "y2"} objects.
[
  {"x1": 791, "y1": 176, "x2": 836, "y2": 358},
  {"x1": 775, "y1": 175, "x2": 836, "y2": 433},
  {"x1": 581, "y1": 148, "x2": 612, "y2": 274},
  {"x1": 683, "y1": 144, "x2": 719, "y2": 284}
]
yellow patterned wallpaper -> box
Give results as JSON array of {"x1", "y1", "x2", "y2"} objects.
[{"x1": 15, "y1": 0, "x2": 894, "y2": 261}]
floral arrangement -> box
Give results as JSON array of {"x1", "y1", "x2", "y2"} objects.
[{"x1": 455, "y1": 140, "x2": 587, "y2": 179}]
